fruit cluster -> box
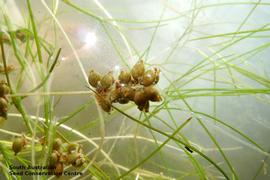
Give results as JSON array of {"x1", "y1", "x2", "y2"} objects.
[
  {"x1": 11, "y1": 136, "x2": 85, "y2": 177},
  {"x1": 49, "y1": 138, "x2": 85, "y2": 176},
  {"x1": 88, "y1": 60, "x2": 162, "y2": 113},
  {"x1": 0, "y1": 80, "x2": 10, "y2": 121}
]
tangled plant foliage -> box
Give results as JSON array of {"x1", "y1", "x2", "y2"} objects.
[{"x1": 0, "y1": 0, "x2": 269, "y2": 180}]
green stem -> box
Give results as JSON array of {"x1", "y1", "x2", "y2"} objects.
[
  {"x1": 117, "y1": 117, "x2": 192, "y2": 179},
  {"x1": 0, "y1": 37, "x2": 33, "y2": 134},
  {"x1": 29, "y1": 48, "x2": 61, "y2": 93},
  {"x1": 112, "y1": 105, "x2": 230, "y2": 180},
  {"x1": 26, "y1": 0, "x2": 43, "y2": 63}
]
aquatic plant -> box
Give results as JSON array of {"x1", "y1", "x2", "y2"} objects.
[{"x1": 0, "y1": 0, "x2": 269, "y2": 179}]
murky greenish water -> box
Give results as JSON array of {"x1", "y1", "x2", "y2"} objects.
[{"x1": 0, "y1": 0, "x2": 270, "y2": 179}]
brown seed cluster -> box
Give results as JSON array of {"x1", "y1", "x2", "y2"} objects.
[
  {"x1": 12, "y1": 136, "x2": 86, "y2": 176},
  {"x1": 49, "y1": 138, "x2": 85, "y2": 176},
  {"x1": 88, "y1": 60, "x2": 162, "y2": 113},
  {"x1": 0, "y1": 80, "x2": 10, "y2": 121}
]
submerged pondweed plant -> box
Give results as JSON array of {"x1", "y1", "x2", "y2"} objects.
[
  {"x1": 88, "y1": 60, "x2": 162, "y2": 113},
  {"x1": 0, "y1": 0, "x2": 269, "y2": 179}
]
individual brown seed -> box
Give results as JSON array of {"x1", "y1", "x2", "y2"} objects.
[
  {"x1": 74, "y1": 155, "x2": 85, "y2": 167},
  {"x1": 144, "y1": 86, "x2": 162, "y2": 102},
  {"x1": 137, "y1": 100, "x2": 149, "y2": 112},
  {"x1": 121, "y1": 87, "x2": 135, "y2": 100},
  {"x1": 0, "y1": 81, "x2": 10, "y2": 97},
  {"x1": 15, "y1": 29, "x2": 27, "y2": 42},
  {"x1": 143, "y1": 69, "x2": 155, "y2": 86},
  {"x1": 60, "y1": 152, "x2": 68, "y2": 164},
  {"x1": 118, "y1": 70, "x2": 131, "y2": 84},
  {"x1": 95, "y1": 94, "x2": 112, "y2": 113},
  {"x1": 131, "y1": 60, "x2": 145, "y2": 81},
  {"x1": 54, "y1": 162, "x2": 63, "y2": 177},
  {"x1": 53, "y1": 138, "x2": 62, "y2": 151},
  {"x1": 100, "y1": 71, "x2": 114, "y2": 90},
  {"x1": 88, "y1": 70, "x2": 101, "y2": 88},
  {"x1": 0, "y1": 97, "x2": 8, "y2": 113},
  {"x1": 134, "y1": 89, "x2": 147, "y2": 107},
  {"x1": 12, "y1": 136, "x2": 27, "y2": 155},
  {"x1": 12, "y1": 138, "x2": 23, "y2": 155}
]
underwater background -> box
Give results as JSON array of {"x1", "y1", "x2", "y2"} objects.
[{"x1": 0, "y1": 0, "x2": 270, "y2": 179}]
